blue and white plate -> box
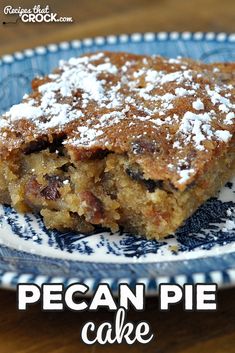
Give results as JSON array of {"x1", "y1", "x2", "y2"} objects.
[{"x1": 0, "y1": 32, "x2": 235, "y2": 293}]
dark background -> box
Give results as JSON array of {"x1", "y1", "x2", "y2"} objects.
[{"x1": 1, "y1": 0, "x2": 235, "y2": 55}]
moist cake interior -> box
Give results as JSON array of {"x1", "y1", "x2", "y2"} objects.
[
  {"x1": 0, "y1": 51, "x2": 234, "y2": 239},
  {"x1": 0, "y1": 137, "x2": 234, "y2": 238}
]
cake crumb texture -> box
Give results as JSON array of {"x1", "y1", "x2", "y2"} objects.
[{"x1": 0, "y1": 51, "x2": 234, "y2": 238}]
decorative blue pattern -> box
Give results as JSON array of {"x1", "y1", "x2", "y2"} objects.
[
  {"x1": 1, "y1": 181, "x2": 235, "y2": 259},
  {"x1": 0, "y1": 32, "x2": 235, "y2": 292}
]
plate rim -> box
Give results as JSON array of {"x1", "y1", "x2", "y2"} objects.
[
  {"x1": 1, "y1": 31, "x2": 235, "y2": 65},
  {"x1": 0, "y1": 31, "x2": 235, "y2": 292}
]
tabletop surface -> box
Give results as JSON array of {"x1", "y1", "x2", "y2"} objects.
[{"x1": 0, "y1": 0, "x2": 235, "y2": 352}]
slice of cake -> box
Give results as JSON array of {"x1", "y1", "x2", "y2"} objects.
[{"x1": 0, "y1": 51, "x2": 234, "y2": 239}]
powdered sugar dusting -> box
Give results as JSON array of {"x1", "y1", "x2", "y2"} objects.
[
  {"x1": 214, "y1": 130, "x2": 232, "y2": 142},
  {"x1": 6, "y1": 102, "x2": 43, "y2": 121},
  {"x1": 178, "y1": 169, "x2": 195, "y2": 184},
  {"x1": 1, "y1": 51, "x2": 234, "y2": 188},
  {"x1": 75, "y1": 126, "x2": 103, "y2": 147},
  {"x1": 224, "y1": 112, "x2": 234, "y2": 125},
  {"x1": 177, "y1": 111, "x2": 213, "y2": 151},
  {"x1": 192, "y1": 98, "x2": 204, "y2": 111}
]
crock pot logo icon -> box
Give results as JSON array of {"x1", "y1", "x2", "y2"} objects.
[{"x1": 3, "y1": 5, "x2": 74, "y2": 24}]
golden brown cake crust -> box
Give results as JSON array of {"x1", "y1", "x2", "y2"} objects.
[{"x1": 0, "y1": 51, "x2": 234, "y2": 192}]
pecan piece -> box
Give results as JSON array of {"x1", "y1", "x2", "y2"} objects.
[
  {"x1": 40, "y1": 176, "x2": 62, "y2": 200},
  {"x1": 125, "y1": 167, "x2": 163, "y2": 193},
  {"x1": 24, "y1": 177, "x2": 42, "y2": 210},
  {"x1": 80, "y1": 191, "x2": 104, "y2": 224}
]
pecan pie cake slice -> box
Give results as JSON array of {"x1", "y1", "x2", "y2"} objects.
[{"x1": 0, "y1": 51, "x2": 234, "y2": 239}]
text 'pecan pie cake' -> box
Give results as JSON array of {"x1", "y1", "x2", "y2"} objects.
[{"x1": 0, "y1": 51, "x2": 234, "y2": 239}]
